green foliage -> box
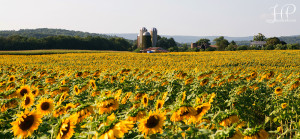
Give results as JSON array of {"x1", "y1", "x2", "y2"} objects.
[
  {"x1": 237, "y1": 45, "x2": 249, "y2": 50},
  {"x1": 266, "y1": 37, "x2": 282, "y2": 46},
  {"x1": 156, "y1": 37, "x2": 177, "y2": 49},
  {"x1": 253, "y1": 33, "x2": 266, "y2": 41},
  {"x1": 213, "y1": 36, "x2": 230, "y2": 51},
  {"x1": 196, "y1": 39, "x2": 211, "y2": 50},
  {"x1": 0, "y1": 35, "x2": 131, "y2": 51},
  {"x1": 225, "y1": 44, "x2": 237, "y2": 51}
]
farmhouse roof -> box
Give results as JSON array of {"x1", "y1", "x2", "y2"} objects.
[{"x1": 250, "y1": 41, "x2": 267, "y2": 45}]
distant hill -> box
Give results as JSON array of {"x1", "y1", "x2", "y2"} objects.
[
  {"x1": 109, "y1": 33, "x2": 254, "y2": 43},
  {"x1": 110, "y1": 33, "x2": 300, "y2": 44},
  {"x1": 0, "y1": 28, "x2": 113, "y2": 39}
]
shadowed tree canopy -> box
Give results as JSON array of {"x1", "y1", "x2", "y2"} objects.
[
  {"x1": 266, "y1": 37, "x2": 286, "y2": 46},
  {"x1": 213, "y1": 36, "x2": 229, "y2": 50},
  {"x1": 156, "y1": 37, "x2": 177, "y2": 49},
  {"x1": 0, "y1": 35, "x2": 131, "y2": 51},
  {"x1": 196, "y1": 39, "x2": 211, "y2": 50},
  {"x1": 253, "y1": 33, "x2": 266, "y2": 41}
]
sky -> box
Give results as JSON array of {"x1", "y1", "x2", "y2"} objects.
[{"x1": 0, "y1": 0, "x2": 299, "y2": 37}]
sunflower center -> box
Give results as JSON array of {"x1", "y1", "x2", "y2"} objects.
[
  {"x1": 144, "y1": 98, "x2": 148, "y2": 103},
  {"x1": 157, "y1": 103, "x2": 162, "y2": 109},
  {"x1": 41, "y1": 102, "x2": 50, "y2": 110},
  {"x1": 180, "y1": 111, "x2": 190, "y2": 116},
  {"x1": 75, "y1": 88, "x2": 79, "y2": 92},
  {"x1": 276, "y1": 88, "x2": 281, "y2": 92},
  {"x1": 32, "y1": 90, "x2": 37, "y2": 95},
  {"x1": 62, "y1": 122, "x2": 71, "y2": 137},
  {"x1": 19, "y1": 115, "x2": 35, "y2": 131},
  {"x1": 77, "y1": 72, "x2": 82, "y2": 76},
  {"x1": 9, "y1": 77, "x2": 14, "y2": 81},
  {"x1": 196, "y1": 107, "x2": 204, "y2": 115},
  {"x1": 25, "y1": 97, "x2": 31, "y2": 105},
  {"x1": 145, "y1": 115, "x2": 159, "y2": 128},
  {"x1": 20, "y1": 89, "x2": 28, "y2": 96},
  {"x1": 104, "y1": 103, "x2": 114, "y2": 108}
]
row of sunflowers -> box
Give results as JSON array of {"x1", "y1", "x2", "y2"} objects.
[{"x1": 0, "y1": 50, "x2": 299, "y2": 138}]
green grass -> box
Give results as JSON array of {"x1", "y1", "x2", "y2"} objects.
[{"x1": 0, "y1": 49, "x2": 131, "y2": 55}]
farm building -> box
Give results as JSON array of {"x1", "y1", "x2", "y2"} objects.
[{"x1": 140, "y1": 47, "x2": 169, "y2": 53}]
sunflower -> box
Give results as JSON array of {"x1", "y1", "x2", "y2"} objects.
[
  {"x1": 89, "y1": 80, "x2": 97, "y2": 90},
  {"x1": 36, "y1": 98, "x2": 54, "y2": 116},
  {"x1": 57, "y1": 92, "x2": 69, "y2": 105},
  {"x1": 59, "y1": 85, "x2": 70, "y2": 93},
  {"x1": 281, "y1": 103, "x2": 287, "y2": 109},
  {"x1": 93, "y1": 70, "x2": 101, "y2": 77},
  {"x1": 114, "y1": 89, "x2": 122, "y2": 101},
  {"x1": 91, "y1": 90, "x2": 101, "y2": 97},
  {"x1": 11, "y1": 110, "x2": 42, "y2": 138},
  {"x1": 185, "y1": 77, "x2": 194, "y2": 85},
  {"x1": 17, "y1": 85, "x2": 31, "y2": 97},
  {"x1": 111, "y1": 76, "x2": 117, "y2": 83},
  {"x1": 138, "y1": 111, "x2": 166, "y2": 136},
  {"x1": 200, "y1": 78, "x2": 209, "y2": 86},
  {"x1": 56, "y1": 114, "x2": 78, "y2": 139},
  {"x1": 98, "y1": 98, "x2": 119, "y2": 114},
  {"x1": 219, "y1": 115, "x2": 239, "y2": 127},
  {"x1": 244, "y1": 129, "x2": 269, "y2": 139},
  {"x1": 65, "y1": 103, "x2": 76, "y2": 113},
  {"x1": 192, "y1": 103, "x2": 211, "y2": 123},
  {"x1": 208, "y1": 93, "x2": 216, "y2": 104},
  {"x1": 76, "y1": 105, "x2": 94, "y2": 124},
  {"x1": 53, "y1": 106, "x2": 65, "y2": 117},
  {"x1": 1, "y1": 98, "x2": 18, "y2": 112},
  {"x1": 31, "y1": 87, "x2": 39, "y2": 97},
  {"x1": 8, "y1": 75, "x2": 16, "y2": 82},
  {"x1": 6, "y1": 82, "x2": 16, "y2": 91},
  {"x1": 134, "y1": 92, "x2": 145, "y2": 101},
  {"x1": 211, "y1": 83, "x2": 217, "y2": 88},
  {"x1": 128, "y1": 110, "x2": 147, "y2": 122},
  {"x1": 162, "y1": 92, "x2": 168, "y2": 100},
  {"x1": 74, "y1": 85, "x2": 81, "y2": 95},
  {"x1": 142, "y1": 95, "x2": 149, "y2": 107},
  {"x1": 161, "y1": 81, "x2": 169, "y2": 86},
  {"x1": 156, "y1": 100, "x2": 165, "y2": 111},
  {"x1": 274, "y1": 87, "x2": 283, "y2": 96},
  {"x1": 45, "y1": 77, "x2": 55, "y2": 84},
  {"x1": 96, "y1": 119, "x2": 134, "y2": 139},
  {"x1": 121, "y1": 92, "x2": 132, "y2": 104},
  {"x1": 171, "y1": 106, "x2": 196, "y2": 122},
  {"x1": 22, "y1": 93, "x2": 34, "y2": 109},
  {"x1": 75, "y1": 72, "x2": 83, "y2": 78},
  {"x1": 236, "y1": 86, "x2": 247, "y2": 95},
  {"x1": 289, "y1": 81, "x2": 300, "y2": 91}
]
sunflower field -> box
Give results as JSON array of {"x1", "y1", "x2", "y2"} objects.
[{"x1": 0, "y1": 50, "x2": 299, "y2": 139}]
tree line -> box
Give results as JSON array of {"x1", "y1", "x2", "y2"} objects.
[
  {"x1": 0, "y1": 35, "x2": 131, "y2": 51},
  {"x1": 180, "y1": 33, "x2": 300, "y2": 52}
]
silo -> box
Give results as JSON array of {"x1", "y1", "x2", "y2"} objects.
[
  {"x1": 150, "y1": 28, "x2": 158, "y2": 47},
  {"x1": 139, "y1": 27, "x2": 147, "y2": 48},
  {"x1": 142, "y1": 32, "x2": 152, "y2": 49}
]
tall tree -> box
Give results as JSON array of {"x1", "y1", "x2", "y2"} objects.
[
  {"x1": 253, "y1": 33, "x2": 266, "y2": 41},
  {"x1": 196, "y1": 39, "x2": 211, "y2": 50},
  {"x1": 266, "y1": 37, "x2": 281, "y2": 46},
  {"x1": 213, "y1": 36, "x2": 229, "y2": 50}
]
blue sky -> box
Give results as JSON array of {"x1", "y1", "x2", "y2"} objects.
[{"x1": 0, "y1": 0, "x2": 299, "y2": 37}]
